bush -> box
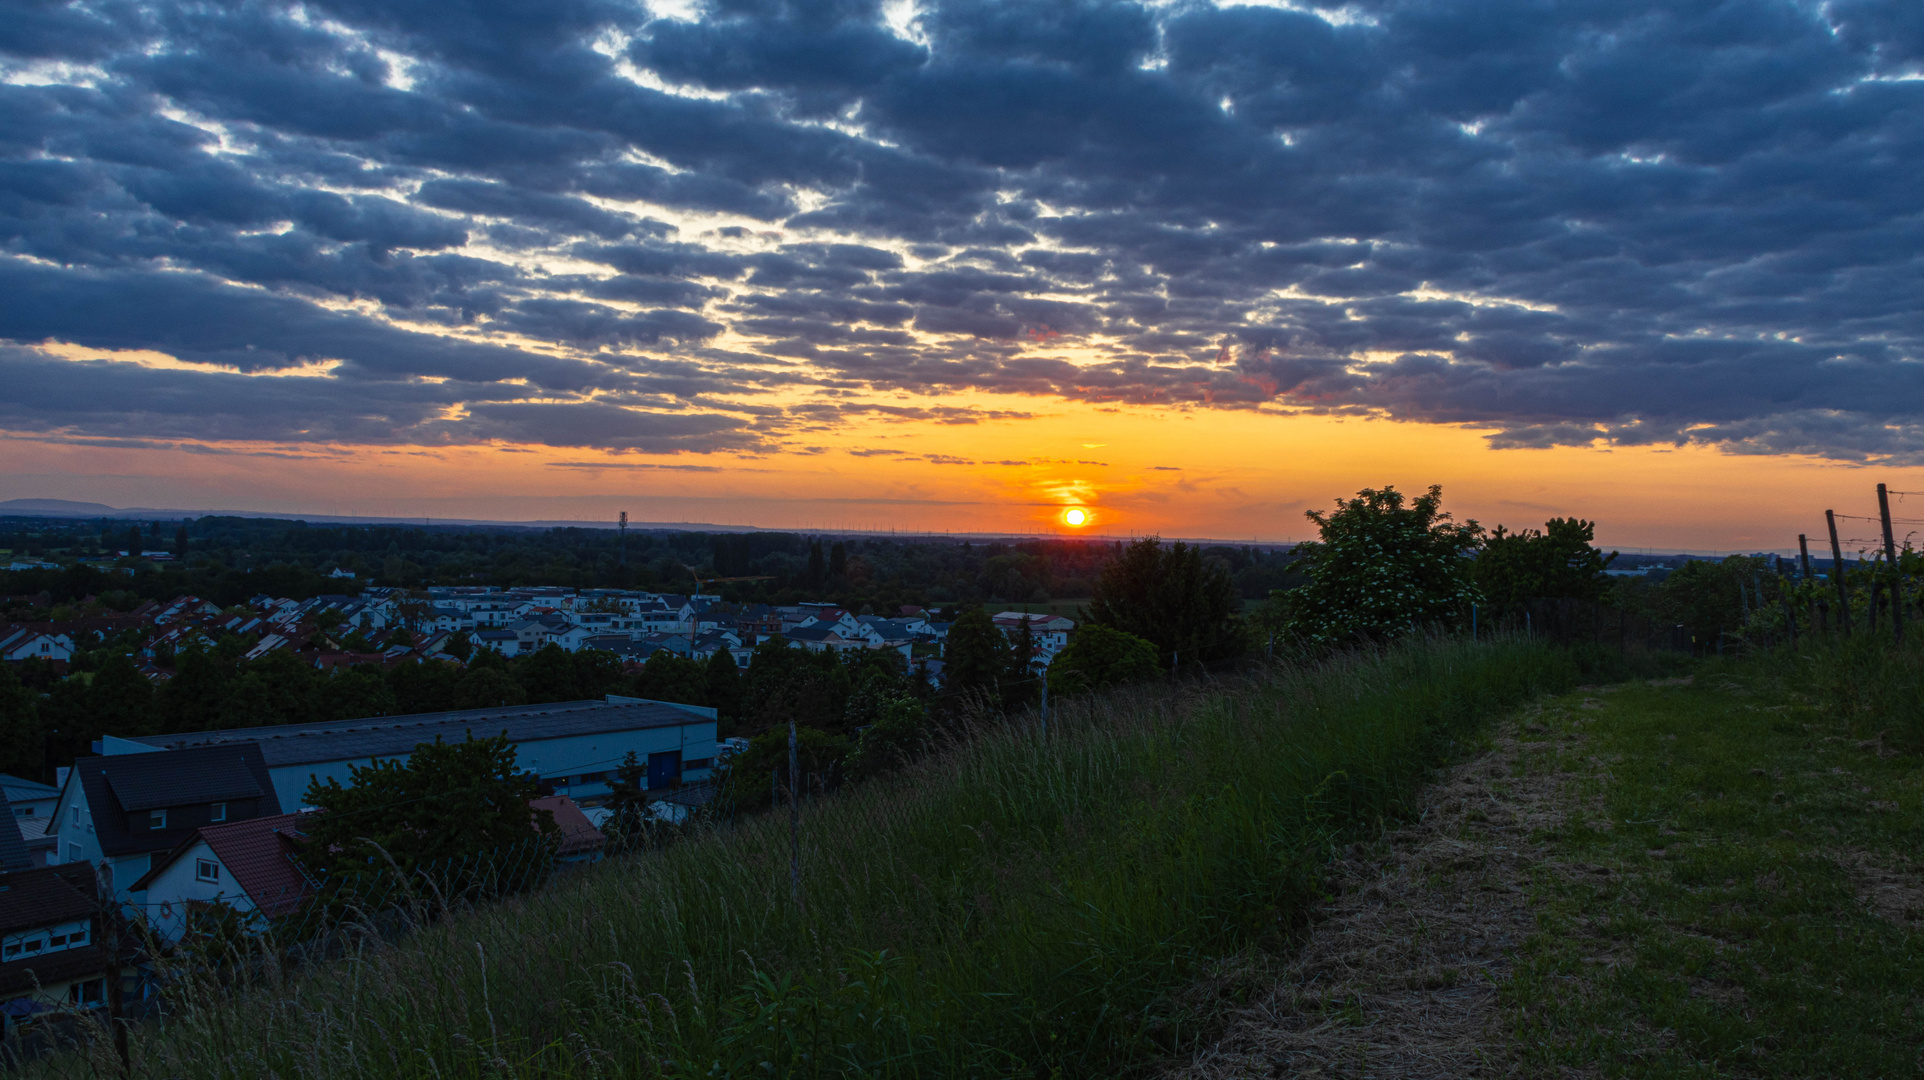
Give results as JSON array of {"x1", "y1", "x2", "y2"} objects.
[
  {"x1": 1047, "y1": 623, "x2": 1159, "y2": 696},
  {"x1": 1273, "y1": 484, "x2": 1482, "y2": 647}
]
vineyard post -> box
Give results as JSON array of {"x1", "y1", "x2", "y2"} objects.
[
  {"x1": 1878, "y1": 483, "x2": 1903, "y2": 644},
  {"x1": 1827, "y1": 510, "x2": 1852, "y2": 634}
]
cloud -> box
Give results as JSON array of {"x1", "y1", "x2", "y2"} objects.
[{"x1": 0, "y1": 0, "x2": 1916, "y2": 461}]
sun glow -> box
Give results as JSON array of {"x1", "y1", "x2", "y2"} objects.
[{"x1": 1062, "y1": 506, "x2": 1090, "y2": 527}]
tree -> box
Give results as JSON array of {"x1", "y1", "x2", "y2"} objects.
[
  {"x1": 442, "y1": 630, "x2": 474, "y2": 664},
  {"x1": 1087, "y1": 538, "x2": 1243, "y2": 667},
  {"x1": 89, "y1": 652, "x2": 154, "y2": 736},
  {"x1": 1276, "y1": 485, "x2": 1483, "y2": 647},
  {"x1": 453, "y1": 666, "x2": 527, "y2": 709},
  {"x1": 844, "y1": 696, "x2": 931, "y2": 779},
  {"x1": 124, "y1": 526, "x2": 142, "y2": 558},
  {"x1": 174, "y1": 522, "x2": 189, "y2": 558},
  {"x1": 715, "y1": 725, "x2": 850, "y2": 811},
  {"x1": 158, "y1": 645, "x2": 230, "y2": 733},
  {"x1": 1002, "y1": 615, "x2": 1038, "y2": 710},
  {"x1": 300, "y1": 734, "x2": 551, "y2": 883},
  {"x1": 829, "y1": 541, "x2": 848, "y2": 584},
  {"x1": 704, "y1": 649, "x2": 741, "y2": 723},
  {"x1": 941, "y1": 607, "x2": 1006, "y2": 710},
  {"x1": 737, "y1": 638, "x2": 852, "y2": 734},
  {"x1": 0, "y1": 663, "x2": 45, "y2": 779},
  {"x1": 1474, "y1": 518, "x2": 1615, "y2": 606},
  {"x1": 805, "y1": 542, "x2": 826, "y2": 590},
  {"x1": 316, "y1": 667, "x2": 396, "y2": 722},
  {"x1": 1046, "y1": 624, "x2": 1159, "y2": 697}
]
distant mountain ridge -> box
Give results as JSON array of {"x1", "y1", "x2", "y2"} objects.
[{"x1": 0, "y1": 498, "x2": 126, "y2": 515}]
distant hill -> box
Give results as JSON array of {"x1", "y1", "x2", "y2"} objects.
[{"x1": 0, "y1": 498, "x2": 124, "y2": 516}]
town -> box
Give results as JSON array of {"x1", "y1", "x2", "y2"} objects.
[{"x1": 0, "y1": 546, "x2": 1096, "y2": 1040}]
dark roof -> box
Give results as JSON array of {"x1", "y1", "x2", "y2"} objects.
[
  {"x1": 122, "y1": 699, "x2": 716, "y2": 768},
  {"x1": 0, "y1": 944, "x2": 114, "y2": 998},
  {"x1": 133, "y1": 812, "x2": 314, "y2": 918},
  {"x1": 0, "y1": 865, "x2": 95, "y2": 934},
  {"x1": 0, "y1": 790, "x2": 28, "y2": 873},
  {"x1": 74, "y1": 745, "x2": 281, "y2": 857},
  {"x1": 105, "y1": 759, "x2": 262, "y2": 813}
]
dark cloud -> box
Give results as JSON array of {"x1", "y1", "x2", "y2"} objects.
[{"x1": 0, "y1": 0, "x2": 1915, "y2": 461}]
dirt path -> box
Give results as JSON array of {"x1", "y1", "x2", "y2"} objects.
[{"x1": 1167, "y1": 699, "x2": 1597, "y2": 1080}]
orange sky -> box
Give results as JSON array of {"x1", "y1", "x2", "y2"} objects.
[{"x1": 8, "y1": 395, "x2": 1921, "y2": 554}]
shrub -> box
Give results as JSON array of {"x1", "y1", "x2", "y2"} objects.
[
  {"x1": 1273, "y1": 484, "x2": 1482, "y2": 647},
  {"x1": 1047, "y1": 623, "x2": 1160, "y2": 696}
]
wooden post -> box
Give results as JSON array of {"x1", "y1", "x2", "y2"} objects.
[
  {"x1": 788, "y1": 720, "x2": 801, "y2": 908},
  {"x1": 1878, "y1": 483, "x2": 1904, "y2": 644},
  {"x1": 1827, "y1": 510, "x2": 1852, "y2": 634},
  {"x1": 93, "y1": 866, "x2": 129, "y2": 1076},
  {"x1": 1798, "y1": 535, "x2": 1813, "y2": 581}
]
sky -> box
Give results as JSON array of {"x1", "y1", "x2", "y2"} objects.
[{"x1": 2, "y1": 0, "x2": 1922, "y2": 550}]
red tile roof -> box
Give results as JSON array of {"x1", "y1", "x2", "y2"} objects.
[
  {"x1": 529, "y1": 796, "x2": 605, "y2": 858},
  {"x1": 136, "y1": 813, "x2": 316, "y2": 919}
]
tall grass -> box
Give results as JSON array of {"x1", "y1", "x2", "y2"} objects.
[
  {"x1": 60, "y1": 637, "x2": 1647, "y2": 1080},
  {"x1": 1776, "y1": 630, "x2": 1924, "y2": 751}
]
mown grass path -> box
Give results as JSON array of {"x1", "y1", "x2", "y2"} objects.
[{"x1": 1509, "y1": 668, "x2": 1924, "y2": 1078}]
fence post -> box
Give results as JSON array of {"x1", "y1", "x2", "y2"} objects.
[
  {"x1": 1878, "y1": 483, "x2": 1904, "y2": 644},
  {"x1": 788, "y1": 720, "x2": 802, "y2": 909},
  {"x1": 1827, "y1": 510, "x2": 1852, "y2": 635}
]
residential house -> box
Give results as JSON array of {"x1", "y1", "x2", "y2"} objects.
[
  {"x1": 131, "y1": 812, "x2": 314, "y2": 946},
  {"x1": 992, "y1": 613, "x2": 1075, "y2": 666},
  {"x1": 47, "y1": 744, "x2": 283, "y2": 899},
  {"x1": 0, "y1": 864, "x2": 121, "y2": 1039},
  {"x1": 0, "y1": 630, "x2": 73, "y2": 664},
  {"x1": 0, "y1": 776, "x2": 59, "y2": 824},
  {"x1": 530, "y1": 796, "x2": 605, "y2": 863}
]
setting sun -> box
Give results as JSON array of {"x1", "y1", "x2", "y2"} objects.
[{"x1": 1062, "y1": 507, "x2": 1090, "y2": 528}]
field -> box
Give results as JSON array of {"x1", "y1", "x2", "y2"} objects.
[{"x1": 38, "y1": 636, "x2": 1644, "y2": 1080}]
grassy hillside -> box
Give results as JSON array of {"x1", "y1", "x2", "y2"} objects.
[
  {"x1": 1507, "y1": 639, "x2": 1924, "y2": 1076},
  {"x1": 52, "y1": 638, "x2": 1649, "y2": 1080}
]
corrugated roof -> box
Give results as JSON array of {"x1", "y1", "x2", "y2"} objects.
[{"x1": 124, "y1": 699, "x2": 713, "y2": 768}]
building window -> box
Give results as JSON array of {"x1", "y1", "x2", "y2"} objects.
[
  {"x1": 70, "y1": 806, "x2": 80, "y2": 827},
  {"x1": 19, "y1": 807, "x2": 31, "y2": 817},
  {"x1": 149, "y1": 810, "x2": 167, "y2": 830},
  {"x1": 195, "y1": 859, "x2": 220, "y2": 884},
  {"x1": 22, "y1": 938, "x2": 41, "y2": 954},
  {"x1": 68, "y1": 926, "x2": 86, "y2": 946},
  {"x1": 209, "y1": 802, "x2": 226, "y2": 823},
  {"x1": 70, "y1": 979, "x2": 104, "y2": 1007},
  {"x1": 2, "y1": 943, "x2": 16, "y2": 960}
]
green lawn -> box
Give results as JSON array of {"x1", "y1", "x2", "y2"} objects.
[{"x1": 1506, "y1": 662, "x2": 1924, "y2": 1077}]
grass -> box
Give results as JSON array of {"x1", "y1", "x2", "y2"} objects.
[
  {"x1": 41, "y1": 636, "x2": 1645, "y2": 1080},
  {"x1": 1505, "y1": 638, "x2": 1924, "y2": 1077}
]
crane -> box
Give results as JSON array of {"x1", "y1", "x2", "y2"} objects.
[{"x1": 680, "y1": 567, "x2": 776, "y2": 654}]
